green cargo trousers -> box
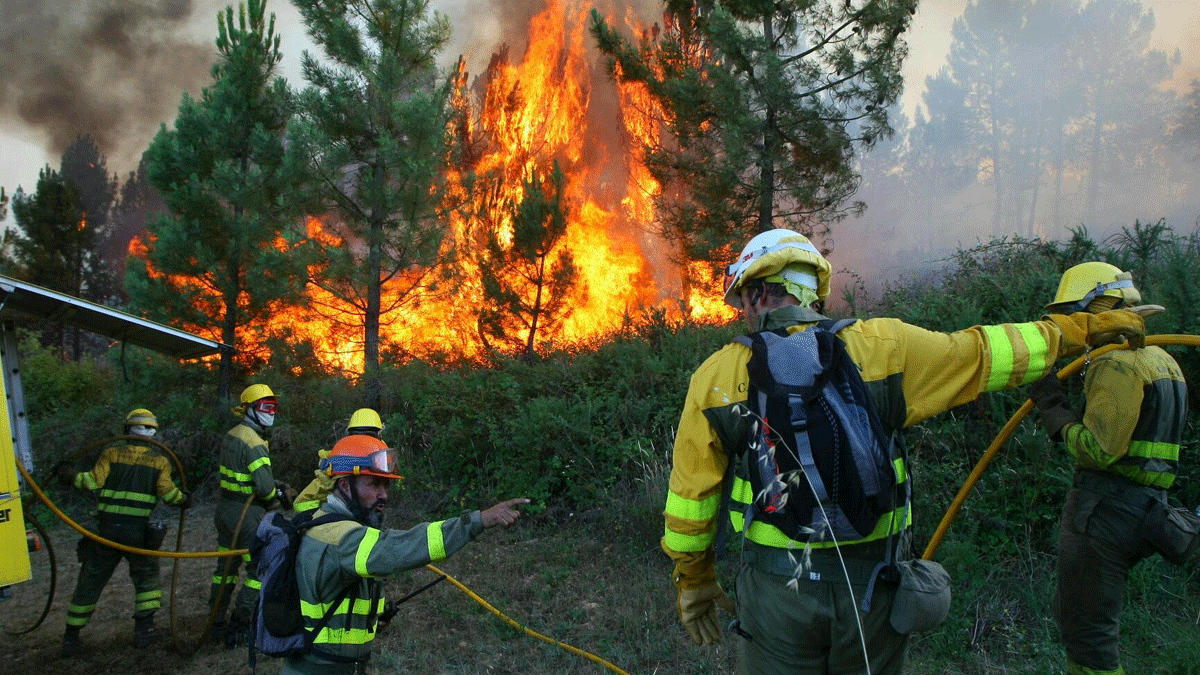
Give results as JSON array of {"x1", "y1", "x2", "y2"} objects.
[
  {"x1": 209, "y1": 499, "x2": 265, "y2": 621},
  {"x1": 735, "y1": 543, "x2": 907, "y2": 675},
  {"x1": 1054, "y1": 475, "x2": 1166, "y2": 675},
  {"x1": 66, "y1": 520, "x2": 162, "y2": 629}
]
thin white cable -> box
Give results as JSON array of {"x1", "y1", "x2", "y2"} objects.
[{"x1": 739, "y1": 405, "x2": 875, "y2": 675}]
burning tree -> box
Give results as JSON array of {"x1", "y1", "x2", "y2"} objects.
[
  {"x1": 290, "y1": 0, "x2": 456, "y2": 401},
  {"x1": 591, "y1": 0, "x2": 917, "y2": 260},
  {"x1": 130, "y1": 0, "x2": 304, "y2": 399},
  {"x1": 476, "y1": 162, "x2": 582, "y2": 362}
]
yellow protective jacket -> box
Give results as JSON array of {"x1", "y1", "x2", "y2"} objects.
[
  {"x1": 665, "y1": 305, "x2": 1127, "y2": 587},
  {"x1": 217, "y1": 421, "x2": 276, "y2": 505},
  {"x1": 74, "y1": 443, "x2": 184, "y2": 526},
  {"x1": 1063, "y1": 346, "x2": 1187, "y2": 488},
  {"x1": 288, "y1": 495, "x2": 484, "y2": 667},
  {"x1": 294, "y1": 448, "x2": 333, "y2": 514}
]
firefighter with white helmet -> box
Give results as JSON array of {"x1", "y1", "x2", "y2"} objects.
[
  {"x1": 209, "y1": 384, "x2": 293, "y2": 646},
  {"x1": 280, "y1": 435, "x2": 528, "y2": 674},
  {"x1": 1029, "y1": 262, "x2": 1192, "y2": 675},
  {"x1": 664, "y1": 229, "x2": 1151, "y2": 674},
  {"x1": 293, "y1": 408, "x2": 386, "y2": 514},
  {"x1": 56, "y1": 409, "x2": 187, "y2": 656}
]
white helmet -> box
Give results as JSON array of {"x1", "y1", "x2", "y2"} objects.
[{"x1": 722, "y1": 229, "x2": 831, "y2": 309}]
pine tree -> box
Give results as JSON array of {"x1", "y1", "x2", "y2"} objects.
[
  {"x1": 591, "y1": 0, "x2": 917, "y2": 262},
  {"x1": 477, "y1": 163, "x2": 580, "y2": 362},
  {"x1": 59, "y1": 135, "x2": 119, "y2": 302},
  {"x1": 130, "y1": 0, "x2": 303, "y2": 399},
  {"x1": 290, "y1": 0, "x2": 455, "y2": 401},
  {"x1": 10, "y1": 167, "x2": 92, "y2": 356}
]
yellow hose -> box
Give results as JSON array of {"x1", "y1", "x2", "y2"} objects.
[
  {"x1": 923, "y1": 334, "x2": 1200, "y2": 560},
  {"x1": 425, "y1": 564, "x2": 632, "y2": 675}
]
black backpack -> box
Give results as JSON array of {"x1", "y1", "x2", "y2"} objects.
[
  {"x1": 250, "y1": 510, "x2": 354, "y2": 659},
  {"x1": 734, "y1": 319, "x2": 905, "y2": 545}
]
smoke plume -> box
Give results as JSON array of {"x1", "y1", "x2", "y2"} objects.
[{"x1": 0, "y1": 0, "x2": 215, "y2": 173}]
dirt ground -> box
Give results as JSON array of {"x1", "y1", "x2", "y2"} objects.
[{"x1": 2, "y1": 501, "x2": 269, "y2": 675}]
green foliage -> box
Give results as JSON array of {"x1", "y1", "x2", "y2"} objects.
[
  {"x1": 591, "y1": 0, "x2": 917, "y2": 259},
  {"x1": 381, "y1": 314, "x2": 740, "y2": 509}
]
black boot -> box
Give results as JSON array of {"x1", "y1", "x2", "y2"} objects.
[
  {"x1": 134, "y1": 615, "x2": 156, "y2": 648},
  {"x1": 224, "y1": 612, "x2": 248, "y2": 649},
  {"x1": 61, "y1": 626, "x2": 81, "y2": 658}
]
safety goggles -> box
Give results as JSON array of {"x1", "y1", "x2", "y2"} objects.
[
  {"x1": 253, "y1": 399, "x2": 279, "y2": 415},
  {"x1": 325, "y1": 449, "x2": 399, "y2": 476}
]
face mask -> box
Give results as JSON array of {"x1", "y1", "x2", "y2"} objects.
[
  {"x1": 249, "y1": 400, "x2": 277, "y2": 428},
  {"x1": 128, "y1": 425, "x2": 156, "y2": 438}
]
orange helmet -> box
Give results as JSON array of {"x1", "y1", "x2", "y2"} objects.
[{"x1": 323, "y1": 435, "x2": 402, "y2": 480}]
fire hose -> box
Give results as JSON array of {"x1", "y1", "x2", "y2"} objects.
[
  {"x1": 12, "y1": 453, "x2": 635, "y2": 674},
  {"x1": 923, "y1": 334, "x2": 1200, "y2": 560}
]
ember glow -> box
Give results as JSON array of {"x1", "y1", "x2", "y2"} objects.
[{"x1": 137, "y1": 0, "x2": 736, "y2": 373}]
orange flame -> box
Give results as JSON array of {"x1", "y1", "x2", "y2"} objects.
[{"x1": 134, "y1": 0, "x2": 736, "y2": 373}]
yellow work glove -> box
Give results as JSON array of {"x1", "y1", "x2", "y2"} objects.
[
  {"x1": 677, "y1": 580, "x2": 735, "y2": 645},
  {"x1": 1045, "y1": 308, "x2": 1146, "y2": 350}
]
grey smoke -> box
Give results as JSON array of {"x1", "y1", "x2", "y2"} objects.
[{"x1": 0, "y1": 0, "x2": 215, "y2": 172}]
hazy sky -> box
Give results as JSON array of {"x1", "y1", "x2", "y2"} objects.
[{"x1": 0, "y1": 0, "x2": 1196, "y2": 198}]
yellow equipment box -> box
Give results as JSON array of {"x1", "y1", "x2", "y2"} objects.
[{"x1": 0, "y1": 362, "x2": 31, "y2": 587}]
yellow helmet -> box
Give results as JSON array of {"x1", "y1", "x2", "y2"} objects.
[
  {"x1": 348, "y1": 408, "x2": 383, "y2": 434},
  {"x1": 232, "y1": 383, "x2": 277, "y2": 417},
  {"x1": 1046, "y1": 262, "x2": 1141, "y2": 314},
  {"x1": 723, "y1": 229, "x2": 831, "y2": 308},
  {"x1": 240, "y1": 383, "x2": 276, "y2": 404},
  {"x1": 125, "y1": 408, "x2": 158, "y2": 429}
]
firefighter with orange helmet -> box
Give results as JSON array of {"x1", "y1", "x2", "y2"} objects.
[
  {"x1": 209, "y1": 384, "x2": 294, "y2": 646},
  {"x1": 1029, "y1": 262, "x2": 1192, "y2": 675},
  {"x1": 280, "y1": 435, "x2": 528, "y2": 674},
  {"x1": 57, "y1": 409, "x2": 187, "y2": 656},
  {"x1": 293, "y1": 408, "x2": 385, "y2": 514}
]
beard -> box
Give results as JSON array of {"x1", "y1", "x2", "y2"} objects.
[{"x1": 365, "y1": 499, "x2": 387, "y2": 528}]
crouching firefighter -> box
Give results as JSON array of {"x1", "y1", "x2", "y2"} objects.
[
  {"x1": 664, "y1": 229, "x2": 1153, "y2": 675},
  {"x1": 278, "y1": 434, "x2": 529, "y2": 674},
  {"x1": 1028, "y1": 262, "x2": 1194, "y2": 675}
]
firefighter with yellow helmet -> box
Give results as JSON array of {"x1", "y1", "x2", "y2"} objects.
[
  {"x1": 55, "y1": 408, "x2": 187, "y2": 656},
  {"x1": 1028, "y1": 262, "x2": 1193, "y2": 675},
  {"x1": 664, "y1": 229, "x2": 1150, "y2": 674},
  {"x1": 209, "y1": 384, "x2": 294, "y2": 646},
  {"x1": 281, "y1": 435, "x2": 528, "y2": 675},
  {"x1": 293, "y1": 408, "x2": 385, "y2": 514}
]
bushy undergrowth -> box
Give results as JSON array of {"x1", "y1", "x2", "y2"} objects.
[{"x1": 18, "y1": 221, "x2": 1200, "y2": 673}]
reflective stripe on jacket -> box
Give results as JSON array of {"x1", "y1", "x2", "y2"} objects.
[
  {"x1": 218, "y1": 422, "x2": 275, "y2": 503},
  {"x1": 294, "y1": 471, "x2": 334, "y2": 514},
  {"x1": 74, "y1": 444, "x2": 184, "y2": 525},
  {"x1": 1064, "y1": 346, "x2": 1188, "y2": 488},
  {"x1": 294, "y1": 496, "x2": 484, "y2": 665},
  {"x1": 664, "y1": 304, "x2": 1099, "y2": 586}
]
